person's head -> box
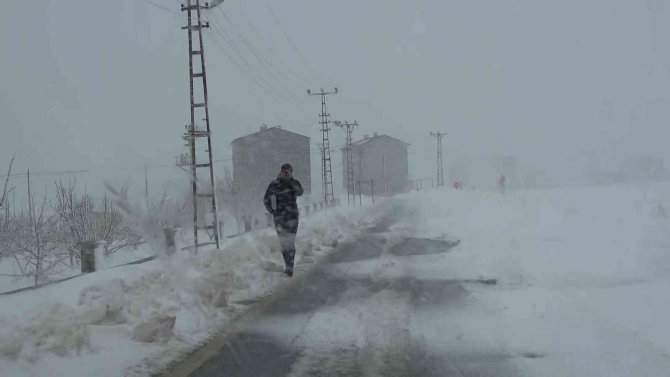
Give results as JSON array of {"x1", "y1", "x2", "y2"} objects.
[{"x1": 280, "y1": 163, "x2": 293, "y2": 178}]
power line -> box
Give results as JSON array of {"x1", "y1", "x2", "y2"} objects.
[
  {"x1": 238, "y1": 33, "x2": 299, "y2": 101},
  {"x1": 266, "y1": 4, "x2": 318, "y2": 80},
  {"x1": 204, "y1": 15, "x2": 294, "y2": 102},
  {"x1": 206, "y1": 36, "x2": 279, "y2": 103},
  {"x1": 242, "y1": 16, "x2": 311, "y2": 87},
  {"x1": 204, "y1": 13, "x2": 249, "y2": 66},
  {"x1": 137, "y1": 0, "x2": 180, "y2": 15},
  {"x1": 237, "y1": 8, "x2": 313, "y2": 89},
  {"x1": 0, "y1": 170, "x2": 91, "y2": 179},
  {"x1": 144, "y1": 0, "x2": 310, "y2": 106},
  {"x1": 240, "y1": 7, "x2": 310, "y2": 81},
  {"x1": 204, "y1": 29, "x2": 275, "y2": 100},
  {"x1": 210, "y1": 6, "x2": 310, "y2": 103},
  {"x1": 172, "y1": 0, "x2": 312, "y2": 122},
  {"x1": 201, "y1": 12, "x2": 299, "y2": 103},
  {"x1": 216, "y1": 6, "x2": 233, "y2": 24},
  {"x1": 198, "y1": 18, "x2": 305, "y2": 107},
  {"x1": 0, "y1": 157, "x2": 235, "y2": 180}
]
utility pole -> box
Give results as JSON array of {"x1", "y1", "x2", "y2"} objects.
[
  {"x1": 356, "y1": 179, "x2": 376, "y2": 204},
  {"x1": 357, "y1": 180, "x2": 362, "y2": 206},
  {"x1": 334, "y1": 120, "x2": 357, "y2": 205},
  {"x1": 416, "y1": 178, "x2": 434, "y2": 191},
  {"x1": 370, "y1": 179, "x2": 375, "y2": 204},
  {"x1": 316, "y1": 142, "x2": 325, "y2": 203},
  {"x1": 181, "y1": 0, "x2": 220, "y2": 251},
  {"x1": 382, "y1": 154, "x2": 388, "y2": 196},
  {"x1": 308, "y1": 88, "x2": 338, "y2": 206},
  {"x1": 430, "y1": 132, "x2": 447, "y2": 187},
  {"x1": 144, "y1": 163, "x2": 150, "y2": 213}
]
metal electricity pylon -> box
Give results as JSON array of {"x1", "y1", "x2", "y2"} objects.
[
  {"x1": 430, "y1": 131, "x2": 447, "y2": 187},
  {"x1": 181, "y1": 0, "x2": 220, "y2": 250},
  {"x1": 307, "y1": 88, "x2": 338, "y2": 206},
  {"x1": 334, "y1": 120, "x2": 357, "y2": 205}
]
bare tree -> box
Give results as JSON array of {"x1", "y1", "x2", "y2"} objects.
[
  {"x1": 216, "y1": 170, "x2": 244, "y2": 233},
  {"x1": 0, "y1": 153, "x2": 14, "y2": 214},
  {"x1": 97, "y1": 192, "x2": 144, "y2": 254},
  {"x1": 0, "y1": 153, "x2": 16, "y2": 259},
  {"x1": 53, "y1": 181, "x2": 142, "y2": 265},
  {"x1": 149, "y1": 191, "x2": 190, "y2": 229},
  {"x1": 10, "y1": 171, "x2": 66, "y2": 285}
]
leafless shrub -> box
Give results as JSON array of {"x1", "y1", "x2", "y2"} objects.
[
  {"x1": 8, "y1": 173, "x2": 66, "y2": 285},
  {"x1": 53, "y1": 181, "x2": 142, "y2": 265},
  {"x1": 149, "y1": 191, "x2": 190, "y2": 229},
  {"x1": 0, "y1": 153, "x2": 16, "y2": 260},
  {"x1": 104, "y1": 182, "x2": 169, "y2": 253}
]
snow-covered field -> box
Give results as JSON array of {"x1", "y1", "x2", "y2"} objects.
[
  {"x1": 406, "y1": 183, "x2": 670, "y2": 376},
  {"x1": 2, "y1": 182, "x2": 670, "y2": 376}
]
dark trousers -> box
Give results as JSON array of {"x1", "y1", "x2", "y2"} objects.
[{"x1": 274, "y1": 214, "x2": 299, "y2": 268}]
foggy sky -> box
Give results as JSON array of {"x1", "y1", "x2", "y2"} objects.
[{"x1": 2, "y1": 0, "x2": 669, "y2": 201}]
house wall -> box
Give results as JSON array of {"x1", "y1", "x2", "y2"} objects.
[
  {"x1": 346, "y1": 136, "x2": 408, "y2": 196},
  {"x1": 232, "y1": 129, "x2": 310, "y2": 214}
]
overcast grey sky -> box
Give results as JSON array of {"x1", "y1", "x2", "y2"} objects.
[{"x1": 2, "y1": 0, "x2": 670, "y2": 200}]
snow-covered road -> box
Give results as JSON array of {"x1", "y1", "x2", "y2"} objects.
[
  {"x1": 4, "y1": 183, "x2": 670, "y2": 376},
  {"x1": 172, "y1": 229, "x2": 520, "y2": 377}
]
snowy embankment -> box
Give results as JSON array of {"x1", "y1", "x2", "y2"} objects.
[
  {"x1": 0, "y1": 204, "x2": 383, "y2": 377},
  {"x1": 402, "y1": 183, "x2": 670, "y2": 376},
  {"x1": 2, "y1": 182, "x2": 670, "y2": 376}
]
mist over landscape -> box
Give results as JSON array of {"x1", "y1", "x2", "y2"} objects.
[{"x1": 1, "y1": 1, "x2": 670, "y2": 377}]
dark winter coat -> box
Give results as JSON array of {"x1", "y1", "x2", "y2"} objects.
[{"x1": 263, "y1": 176, "x2": 304, "y2": 219}]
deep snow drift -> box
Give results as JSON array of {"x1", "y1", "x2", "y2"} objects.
[
  {"x1": 407, "y1": 183, "x2": 670, "y2": 377},
  {"x1": 0, "y1": 205, "x2": 379, "y2": 377},
  {"x1": 1, "y1": 182, "x2": 670, "y2": 376}
]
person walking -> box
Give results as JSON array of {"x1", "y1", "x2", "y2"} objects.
[
  {"x1": 498, "y1": 174, "x2": 506, "y2": 194},
  {"x1": 263, "y1": 163, "x2": 303, "y2": 277}
]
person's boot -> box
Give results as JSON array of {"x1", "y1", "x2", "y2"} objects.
[{"x1": 283, "y1": 266, "x2": 293, "y2": 277}]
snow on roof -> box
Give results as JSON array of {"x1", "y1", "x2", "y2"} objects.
[
  {"x1": 232, "y1": 126, "x2": 309, "y2": 145},
  {"x1": 340, "y1": 133, "x2": 409, "y2": 150}
]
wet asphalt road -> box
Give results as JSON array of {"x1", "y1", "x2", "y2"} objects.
[{"x1": 179, "y1": 232, "x2": 521, "y2": 377}]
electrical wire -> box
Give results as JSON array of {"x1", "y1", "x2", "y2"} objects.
[
  {"x1": 238, "y1": 33, "x2": 301, "y2": 101},
  {"x1": 143, "y1": 0, "x2": 322, "y2": 134},
  {"x1": 265, "y1": 4, "x2": 318, "y2": 82},
  {"x1": 210, "y1": 7, "x2": 311, "y2": 102},
  {"x1": 200, "y1": 12, "x2": 297, "y2": 103},
  {"x1": 137, "y1": 0, "x2": 180, "y2": 15}
]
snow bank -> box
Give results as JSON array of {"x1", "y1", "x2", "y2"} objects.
[
  {"x1": 402, "y1": 183, "x2": 670, "y2": 377},
  {"x1": 319, "y1": 183, "x2": 670, "y2": 376},
  {"x1": 4, "y1": 182, "x2": 670, "y2": 376},
  {"x1": 407, "y1": 183, "x2": 670, "y2": 286},
  {"x1": 0, "y1": 203, "x2": 384, "y2": 377}
]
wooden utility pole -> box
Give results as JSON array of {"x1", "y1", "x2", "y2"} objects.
[{"x1": 182, "y1": 0, "x2": 220, "y2": 250}]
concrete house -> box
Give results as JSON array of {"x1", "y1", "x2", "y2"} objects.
[
  {"x1": 231, "y1": 126, "x2": 311, "y2": 213},
  {"x1": 341, "y1": 133, "x2": 409, "y2": 196}
]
